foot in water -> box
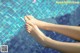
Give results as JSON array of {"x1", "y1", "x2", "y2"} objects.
[{"x1": 24, "y1": 15, "x2": 49, "y2": 29}]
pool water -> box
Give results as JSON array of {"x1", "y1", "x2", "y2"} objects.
[{"x1": 0, "y1": 0, "x2": 80, "y2": 53}]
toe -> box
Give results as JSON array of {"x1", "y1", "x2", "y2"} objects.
[
  {"x1": 27, "y1": 15, "x2": 34, "y2": 20},
  {"x1": 26, "y1": 23, "x2": 32, "y2": 31},
  {"x1": 28, "y1": 30, "x2": 30, "y2": 33},
  {"x1": 24, "y1": 16, "x2": 29, "y2": 22}
]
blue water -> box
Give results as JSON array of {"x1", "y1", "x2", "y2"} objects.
[{"x1": 0, "y1": 0, "x2": 80, "y2": 53}]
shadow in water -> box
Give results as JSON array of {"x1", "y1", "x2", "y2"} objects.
[{"x1": 3, "y1": 5, "x2": 80, "y2": 53}]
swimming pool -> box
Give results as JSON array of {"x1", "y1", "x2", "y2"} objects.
[{"x1": 0, "y1": 0, "x2": 80, "y2": 53}]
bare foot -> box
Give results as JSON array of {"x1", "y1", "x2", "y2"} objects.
[
  {"x1": 24, "y1": 15, "x2": 41, "y2": 33},
  {"x1": 24, "y1": 15, "x2": 48, "y2": 29},
  {"x1": 26, "y1": 21, "x2": 39, "y2": 33},
  {"x1": 26, "y1": 19, "x2": 48, "y2": 47}
]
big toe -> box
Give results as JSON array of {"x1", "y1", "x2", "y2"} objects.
[
  {"x1": 27, "y1": 15, "x2": 34, "y2": 20},
  {"x1": 24, "y1": 16, "x2": 29, "y2": 22}
]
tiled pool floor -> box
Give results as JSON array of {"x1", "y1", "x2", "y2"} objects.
[{"x1": 0, "y1": 0, "x2": 80, "y2": 53}]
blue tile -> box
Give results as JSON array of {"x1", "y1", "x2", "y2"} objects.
[{"x1": 0, "y1": 0, "x2": 80, "y2": 53}]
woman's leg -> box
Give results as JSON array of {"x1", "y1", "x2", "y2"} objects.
[
  {"x1": 25, "y1": 15, "x2": 80, "y2": 41},
  {"x1": 25, "y1": 20, "x2": 80, "y2": 53}
]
